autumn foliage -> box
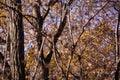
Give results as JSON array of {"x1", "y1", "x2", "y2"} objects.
[{"x1": 0, "y1": 0, "x2": 120, "y2": 80}]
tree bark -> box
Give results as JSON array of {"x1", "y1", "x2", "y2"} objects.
[
  {"x1": 8, "y1": 0, "x2": 25, "y2": 80},
  {"x1": 115, "y1": 9, "x2": 120, "y2": 80}
]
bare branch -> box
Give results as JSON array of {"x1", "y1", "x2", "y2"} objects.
[
  {"x1": 31, "y1": 37, "x2": 46, "y2": 80},
  {"x1": 74, "y1": 1, "x2": 110, "y2": 49},
  {"x1": 53, "y1": 41, "x2": 67, "y2": 79}
]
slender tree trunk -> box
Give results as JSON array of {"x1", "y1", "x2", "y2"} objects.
[
  {"x1": 115, "y1": 10, "x2": 120, "y2": 80},
  {"x1": 115, "y1": 11, "x2": 120, "y2": 63},
  {"x1": 32, "y1": 1, "x2": 53, "y2": 80},
  {"x1": 32, "y1": 1, "x2": 44, "y2": 80},
  {"x1": 8, "y1": 0, "x2": 25, "y2": 80},
  {"x1": 32, "y1": 1, "x2": 51, "y2": 79}
]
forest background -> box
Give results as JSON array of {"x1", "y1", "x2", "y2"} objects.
[{"x1": 0, "y1": 0, "x2": 120, "y2": 80}]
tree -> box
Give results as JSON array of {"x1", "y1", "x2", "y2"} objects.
[
  {"x1": 114, "y1": 3, "x2": 120, "y2": 80},
  {"x1": 0, "y1": 0, "x2": 120, "y2": 80},
  {"x1": 31, "y1": 0, "x2": 73, "y2": 79},
  {"x1": 7, "y1": 0, "x2": 25, "y2": 79}
]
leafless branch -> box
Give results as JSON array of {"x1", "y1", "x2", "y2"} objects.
[
  {"x1": 74, "y1": 1, "x2": 110, "y2": 49},
  {"x1": 53, "y1": 41, "x2": 67, "y2": 79},
  {"x1": 31, "y1": 37, "x2": 46, "y2": 80},
  {"x1": 0, "y1": 2, "x2": 35, "y2": 27}
]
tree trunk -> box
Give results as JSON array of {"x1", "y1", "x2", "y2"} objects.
[
  {"x1": 32, "y1": 1, "x2": 52, "y2": 80},
  {"x1": 115, "y1": 10, "x2": 120, "y2": 80},
  {"x1": 32, "y1": 1, "x2": 44, "y2": 80},
  {"x1": 8, "y1": 0, "x2": 25, "y2": 80},
  {"x1": 32, "y1": 1, "x2": 71, "y2": 79}
]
